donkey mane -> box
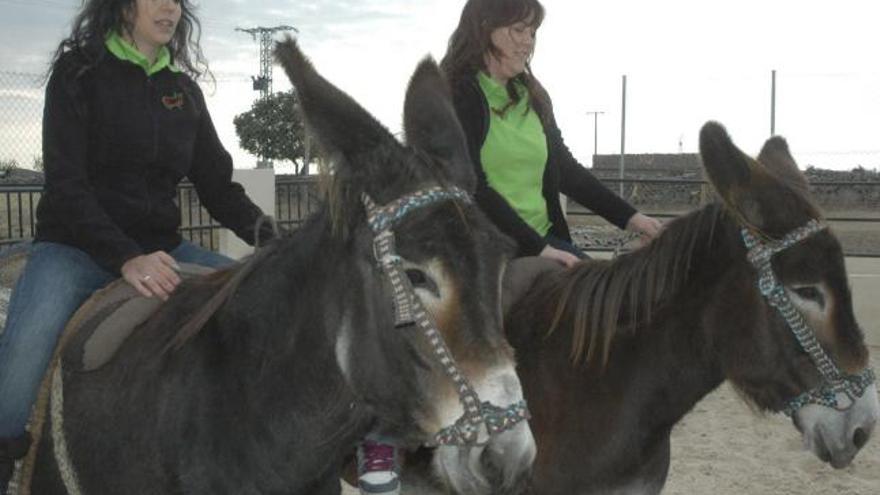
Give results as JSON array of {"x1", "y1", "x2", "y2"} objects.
[
  {"x1": 151, "y1": 210, "x2": 333, "y2": 350},
  {"x1": 535, "y1": 204, "x2": 729, "y2": 365},
  {"x1": 153, "y1": 239, "x2": 282, "y2": 352},
  {"x1": 530, "y1": 136, "x2": 823, "y2": 367}
]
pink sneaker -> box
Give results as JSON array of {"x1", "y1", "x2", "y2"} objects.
[{"x1": 357, "y1": 440, "x2": 400, "y2": 495}]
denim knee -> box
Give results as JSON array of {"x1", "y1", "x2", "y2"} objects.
[
  {"x1": 170, "y1": 241, "x2": 236, "y2": 269},
  {"x1": 0, "y1": 242, "x2": 114, "y2": 437}
]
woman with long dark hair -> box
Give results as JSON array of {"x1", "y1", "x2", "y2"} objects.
[
  {"x1": 441, "y1": 0, "x2": 661, "y2": 267},
  {"x1": 0, "y1": 2, "x2": 272, "y2": 490}
]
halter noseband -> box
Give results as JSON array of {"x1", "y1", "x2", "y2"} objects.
[
  {"x1": 363, "y1": 186, "x2": 530, "y2": 446},
  {"x1": 741, "y1": 220, "x2": 876, "y2": 416}
]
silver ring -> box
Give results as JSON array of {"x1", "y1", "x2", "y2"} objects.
[{"x1": 142, "y1": 275, "x2": 152, "y2": 282}]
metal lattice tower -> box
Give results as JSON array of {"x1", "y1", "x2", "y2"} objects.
[{"x1": 236, "y1": 25, "x2": 298, "y2": 100}]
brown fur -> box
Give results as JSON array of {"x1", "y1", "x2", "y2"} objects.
[
  {"x1": 494, "y1": 122, "x2": 873, "y2": 494},
  {"x1": 539, "y1": 206, "x2": 725, "y2": 366}
]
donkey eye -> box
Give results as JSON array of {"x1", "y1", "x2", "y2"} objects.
[
  {"x1": 405, "y1": 269, "x2": 439, "y2": 296},
  {"x1": 405, "y1": 269, "x2": 426, "y2": 285},
  {"x1": 792, "y1": 286, "x2": 825, "y2": 306}
]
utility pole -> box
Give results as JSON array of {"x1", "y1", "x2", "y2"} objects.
[
  {"x1": 236, "y1": 25, "x2": 298, "y2": 100},
  {"x1": 619, "y1": 75, "x2": 627, "y2": 196},
  {"x1": 770, "y1": 69, "x2": 777, "y2": 136},
  {"x1": 236, "y1": 25, "x2": 297, "y2": 169},
  {"x1": 585, "y1": 110, "x2": 604, "y2": 164}
]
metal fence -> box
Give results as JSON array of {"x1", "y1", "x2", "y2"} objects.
[
  {"x1": 0, "y1": 176, "x2": 321, "y2": 251},
  {"x1": 174, "y1": 176, "x2": 320, "y2": 250},
  {"x1": 0, "y1": 184, "x2": 41, "y2": 243},
  {"x1": 167, "y1": 175, "x2": 323, "y2": 250},
  {"x1": 7, "y1": 63, "x2": 878, "y2": 255},
  {"x1": 275, "y1": 176, "x2": 322, "y2": 232},
  {"x1": 568, "y1": 178, "x2": 880, "y2": 257},
  {"x1": 1, "y1": 176, "x2": 877, "y2": 257}
]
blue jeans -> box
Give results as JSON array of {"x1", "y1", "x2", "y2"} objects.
[
  {"x1": 0, "y1": 241, "x2": 233, "y2": 438},
  {"x1": 545, "y1": 234, "x2": 589, "y2": 259}
]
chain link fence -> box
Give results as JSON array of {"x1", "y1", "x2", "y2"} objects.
[
  {"x1": 570, "y1": 177, "x2": 880, "y2": 257},
  {"x1": 0, "y1": 177, "x2": 321, "y2": 251},
  {"x1": 0, "y1": 71, "x2": 44, "y2": 170},
  {"x1": 0, "y1": 70, "x2": 323, "y2": 252},
  {"x1": 2, "y1": 69, "x2": 878, "y2": 256}
]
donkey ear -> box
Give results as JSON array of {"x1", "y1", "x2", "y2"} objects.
[
  {"x1": 274, "y1": 36, "x2": 398, "y2": 159},
  {"x1": 699, "y1": 121, "x2": 753, "y2": 194},
  {"x1": 758, "y1": 136, "x2": 811, "y2": 197},
  {"x1": 403, "y1": 57, "x2": 475, "y2": 190},
  {"x1": 699, "y1": 121, "x2": 767, "y2": 225}
]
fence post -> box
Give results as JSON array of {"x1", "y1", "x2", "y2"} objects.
[{"x1": 218, "y1": 168, "x2": 276, "y2": 259}]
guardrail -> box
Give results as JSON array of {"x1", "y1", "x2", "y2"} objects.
[
  {"x1": 0, "y1": 176, "x2": 322, "y2": 251},
  {"x1": 0, "y1": 184, "x2": 40, "y2": 244},
  {"x1": 1, "y1": 177, "x2": 877, "y2": 257},
  {"x1": 570, "y1": 178, "x2": 880, "y2": 258}
]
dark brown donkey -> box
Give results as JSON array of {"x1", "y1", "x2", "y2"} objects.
[
  {"x1": 497, "y1": 122, "x2": 879, "y2": 494},
  {"x1": 21, "y1": 39, "x2": 535, "y2": 495}
]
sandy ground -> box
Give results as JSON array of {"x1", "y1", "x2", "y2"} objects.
[
  {"x1": 3, "y1": 293, "x2": 877, "y2": 494},
  {"x1": 662, "y1": 347, "x2": 880, "y2": 495},
  {"x1": 11, "y1": 364, "x2": 877, "y2": 495},
  {"x1": 344, "y1": 350, "x2": 880, "y2": 495}
]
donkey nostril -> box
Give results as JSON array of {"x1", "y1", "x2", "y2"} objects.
[{"x1": 852, "y1": 428, "x2": 869, "y2": 450}]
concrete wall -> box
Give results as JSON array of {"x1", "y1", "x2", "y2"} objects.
[
  {"x1": 218, "y1": 168, "x2": 276, "y2": 260},
  {"x1": 847, "y1": 257, "x2": 880, "y2": 347}
]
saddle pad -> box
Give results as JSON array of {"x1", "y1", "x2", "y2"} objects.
[{"x1": 64, "y1": 263, "x2": 217, "y2": 372}]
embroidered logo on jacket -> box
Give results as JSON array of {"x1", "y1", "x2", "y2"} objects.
[{"x1": 162, "y1": 92, "x2": 185, "y2": 110}]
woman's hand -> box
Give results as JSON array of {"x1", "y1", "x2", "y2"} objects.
[
  {"x1": 121, "y1": 251, "x2": 182, "y2": 300},
  {"x1": 626, "y1": 213, "x2": 663, "y2": 245},
  {"x1": 539, "y1": 245, "x2": 580, "y2": 268}
]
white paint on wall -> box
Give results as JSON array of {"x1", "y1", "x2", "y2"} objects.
[{"x1": 218, "y1": 168, "x2": 276, "y2": 260}]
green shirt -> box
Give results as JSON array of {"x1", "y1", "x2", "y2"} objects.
[
  {"x1": 105, "y1": 32, "x2": 180, "y2": 76},
  {"x1": 477, "y1": 72, "x2": 551, "y2": 236}
]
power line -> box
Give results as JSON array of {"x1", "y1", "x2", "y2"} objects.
[
  {"x1": 235, "y1": 25, "x2": 298, "y2": 100},
  {"x1": 233, "y1": 25, "x2": 298, "y2": 169}
]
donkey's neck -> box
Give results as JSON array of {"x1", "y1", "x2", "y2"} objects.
[
  {"x1": 615, "y1": 204, "x2": 745, "y2": 424},
  {"x1": 514, "y1": 204, "x2": 749, "y2": 492}
]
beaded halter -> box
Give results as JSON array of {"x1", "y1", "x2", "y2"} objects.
[
  {"x1": 741, "y1": 219, "x2": 876, "y2": 416},
  {"x1": 363, "y1": 186, "x2": 530, "y2": 446}
]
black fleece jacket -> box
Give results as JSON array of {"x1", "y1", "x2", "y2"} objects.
[
  {"x1": 450, "y1": 77, "x2": 636, "y2": 256},
  {"x1": 36, "y1": 47, "x2": 271, "y2": 274}
]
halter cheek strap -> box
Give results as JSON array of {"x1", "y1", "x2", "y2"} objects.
[
  {"x1": 363, "y1": 186, "x2": 530, "y2": 446},
  {"x1": 741, "y1": 220, "x2": 876, "y2": 416}
]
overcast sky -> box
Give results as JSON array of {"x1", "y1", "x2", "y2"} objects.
[{"x1": 2, "y1": 0, "x2": 879, "y2": 173}]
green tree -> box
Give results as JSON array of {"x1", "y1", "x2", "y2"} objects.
[{"x1": 233, "y1": 90, "x2": 311, "y2": 174}]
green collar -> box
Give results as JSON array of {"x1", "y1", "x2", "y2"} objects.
[
  {"x1": 105, "y1": 32, "x2": 180, "y2": 76},
  {"x1": 478, "y1": 71, "x2": 510, "y2": 101},
  {"x1": 477, "y1": 71, "x2": 528, "y2": 106}
]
